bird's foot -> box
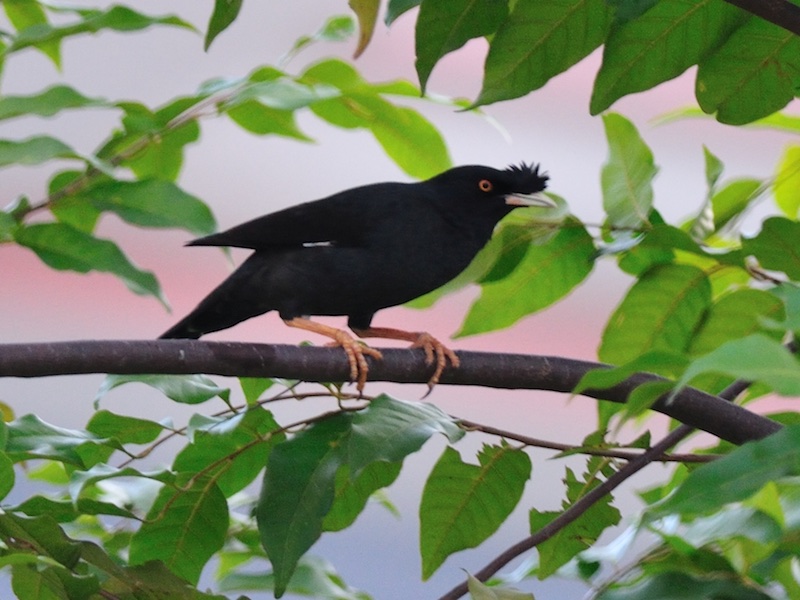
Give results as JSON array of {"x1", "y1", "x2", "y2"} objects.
[
  {"x1": 283, "y1": 317, "x2": 382, "y2": 393},
  {"x1": 409, "y1": 332, "x2": 461, "y2": 394},
  {"x1": 326, "y1": 331, "x2": 383, "y2": 392}
]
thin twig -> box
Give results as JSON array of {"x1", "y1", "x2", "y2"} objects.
[
  {"x1": 22, "y1": 89, "x2": 238, "y2": 218},
  {"x1": 458, "y1": 419, "x2": 718, "y2": 464},
  {"x1": 436, "y1": 373, "x2": 758, "y2": 600}
]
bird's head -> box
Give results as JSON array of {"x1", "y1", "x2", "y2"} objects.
[{"x1": 428, "y1": 163, "x2": 554, "y2": 213}]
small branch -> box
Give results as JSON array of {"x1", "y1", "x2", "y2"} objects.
[
  {"x1": 0, "y1": 340, "x2": 780, "y2": 446},
  {"x1": 436, "y1": 426, "x2": 693, "y2": 600},
  {"x1": 458, "y1": 420, "x2": 718, "y2": 464},
  {"x1": 437, "y1": 373, "x2": 759, "y2": 600},
  {"x1": 23, "y1": 90, "x2": 235, "y2": 217}
]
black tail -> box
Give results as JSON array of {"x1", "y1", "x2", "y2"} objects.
[
  {"x1": 159, "y1": 318, "x2": 204, "y2": 339},
  {"x1": 159, "y1": 253, "x2": 275, "y2": 340}
]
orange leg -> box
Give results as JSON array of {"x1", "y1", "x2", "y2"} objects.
[
  {"x1": 284, "y1": 317, "x2": 383, "y2": 392},
  {"x1": 351, "y1": 326, "x2": 460, "y2": 393}
]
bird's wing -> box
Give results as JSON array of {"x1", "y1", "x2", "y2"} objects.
[{"x1": 188, "y1": 185, "x2": 395, "y2": 250}]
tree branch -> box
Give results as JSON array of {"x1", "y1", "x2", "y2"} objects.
[
  {"x1": 437, "y1": 373, "x2": 759, "y2": 600},
  {"x1": 457, "y1": 420, "x2": 718, "y2": 463},
  {"x1": 0, "y1": 340, "x2": 780, "y2": 445},
  {"x1": 722, "y1": 0, "x2": 800, "y2": 36}
]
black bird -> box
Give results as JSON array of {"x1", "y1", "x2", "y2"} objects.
[{"x1": 160, "y1": 163, "x2": 551, "y2": 391}]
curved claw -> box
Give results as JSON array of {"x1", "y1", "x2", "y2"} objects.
[
  {"x1": 352, "y1": 326, "x2": 461, "y2": 395},
  {"x1": 327, "y1": 331, "x2": 383, "y2": 391},
  {"x1": 410, "y1": 332, "x2": 461, "y2": 395},
  {"x1": 284, "y1": 317, "x2": 382, "y2": 392}
]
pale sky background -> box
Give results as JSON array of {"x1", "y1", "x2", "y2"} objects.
[{"x1": 2, "y1": 2, "x2": 798, "y2": 598}]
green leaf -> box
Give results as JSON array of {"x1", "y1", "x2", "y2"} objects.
[
  {"x1": 3, "y1": 0, "x2": 60, "y2": 66},
  {"x1": 73, "y1": 179, "x2": 216, "y2": 235},
  {"x1": 608, "y1": 0, "x2": 658, "y2": 22},
  {"x1": 0, "y1": 209, "x2": 15, "y2": 241},
  {"x1": 0, "y1": 135, "x2": 80, "y2": 168},
  {"x1": 533, "y1": 464, "x2": 621, "y2": 577},
  {"x1": 67, "y1": 463, "x2": 173, "y2": 504},
  {"x1": 0, "y1": 451, "x2": 14, "y2": 501},
  {"x1": 94, "y1": 557, "x2": 230, "y2": 599},
  {"x1": 348, "y1": 0, "x2": 379, "y2": 58},
  {"x1": 363, "y1": 97, "x2": 452, "y2": 180},
  {"x1": 99, "y1": 101, "x2": 201, "y2": 181},
  {"x1": 303, "y1": 59, "x2": 451, "y2": 179},
  {"x1": 221, "y1": 66, "x2": 330, "y2": 138},
  {"x1": 599, "y1": 264, "x2": 711, "y2": 365},
  {"x1": 475, "y1": 0, "x2": 612, "y2": 107},
  {"x1": 415, "y1": 0, "x2": 508, "y2": 93},
  {"x1": 458, "y1": 220, "x2": 595, "y2": 336},
  {"x1": 96, "y1": 374, "x2": 229, "y2": 406},
  {"x1": 636, "y1": 223, "x2": 744, "y2": 268},
  {"x1": 174, "y1": 407, "x2": 282, "y2": 497},
  {"x1": 688, "y1": 289, "x2": 784, "y2": 393},
  {"x1": 129, "y1": 474, "x2": 228, "y2": 585},
  {"x1": 743, "y1": 216, "x2": 800, "y2": 280},
  {"x1": 768, "y1": 283, "x2": 800, "y2": 334},
  {"x1": 466, "y1": 573, "x2": 534, "y2": 600},
  {"x1": 709, "y1": 178, "x2": 762, "y2": 233},
  {"x1": 4, "y1": 0, "x2": 47, "y2": 31},
  {"x1": 420, "y1": 444, "x2": 531, "y2": 579},
  {"x1": 623, "y1": 380, "x2": 675, "y2": 420},
  {"x1": 674, "y1": 334, "x2": 800, "y2": 398},
  {"x1": 775, "y1": 145, "x2": 800, "y2": 218},
  {"x1": 12, "y1": 495, "x2": 136, "y2": 521},
  {"x1": 47, "y1": 171, "x2": 100, "y2": 232},
  {"x1": 582, "y1": 351, "x2": 688, "y2": 429},
  {"x1": 219, "y1": 555, "x2": 371, "y2": 599},
  {"x1": 574, "y1": 351, "x2": 689, "y2": 395},
  {"x1": 10, "y1": 565, "x2": 68, "y2": 599},
  {"x1": 283, "y1": 15, "x2": 355, "y2": 63},
  {"x1": 227, "y1": 100, "x2": 312, "y2": 141},
  {"x1": 689, "y1": 289, "x2": 784, "y2": 356},
  {"x1": 204, "y1": 0, "x2": 243, "y2": 50},
  {"x1": 595, "y1": 571, "x2": 772, "y2": 600},
  {"x1": 5, "y1": 414, "x2": 113, "y2": 468},
  {"x1": 257, "y1": 413, "x2": 352, "y2": 598},
  {"x1": 0, "y1": 85, "x2": 105, "y2": 121},
  {"x1": 0, "y1": 512, "x2": 83, "y2": 568},
  {"x1": 86, "y1": 410, "x2": 165, "y2": 445},
  {"x1": 239, "y1": 377, "x2": 274, "y2": 404},
  {"x1": 601, "y1": 113, "x2": 658, "y2": 229},
  {"x1": 15, "y1": 223, "x2": 165, "y2": 305},
  {"x1": 386, "y1": 0, "x2": 421, "y2": 25},
  {"x1": 590, "y1": 0, "x2": 746, "y2": 114},
  {"x1": 696, "y1": 19, "x2": 800, "y2": 124},
  {"x1": 347, "y1": 394, "x2": 463, "y2": 476},
  {"x1": 323, "y1": 461, "x2": 402, "y2": 532},
  {"x1": 657, "y1": 106, "x2": 800, "y2": 132},
  {"x1": 652, "y1": 425, "x2": 800, "y2": 519},
  {"x1": 6, "y1": 5, "x2": 195, "y2": 55},
  {"x1": 229, "y1": 78, "x2": 340, "y2": 111},
  {"x1": 703, "y1": 145, "x2": 724, "y2": 193}
]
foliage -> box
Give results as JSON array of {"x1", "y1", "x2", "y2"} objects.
[{"x1": 1, "y1": 2, "x2": 800, "y2": 600}]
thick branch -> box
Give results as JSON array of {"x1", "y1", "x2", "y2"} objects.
[
  {"x1": 0, "y1": 340, "x2": 780, "y2": 445},
  {"x1": 723, "y1": 0, "x2": 800, "y2": 36}
]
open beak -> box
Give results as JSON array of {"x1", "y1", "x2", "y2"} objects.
[{"x1": 505, "y1": 192, "x2": 556, "y2": 208}]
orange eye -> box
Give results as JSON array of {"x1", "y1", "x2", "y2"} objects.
[{"x1": 478, "y1": 179, "x2": 493, "y2": 192}]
